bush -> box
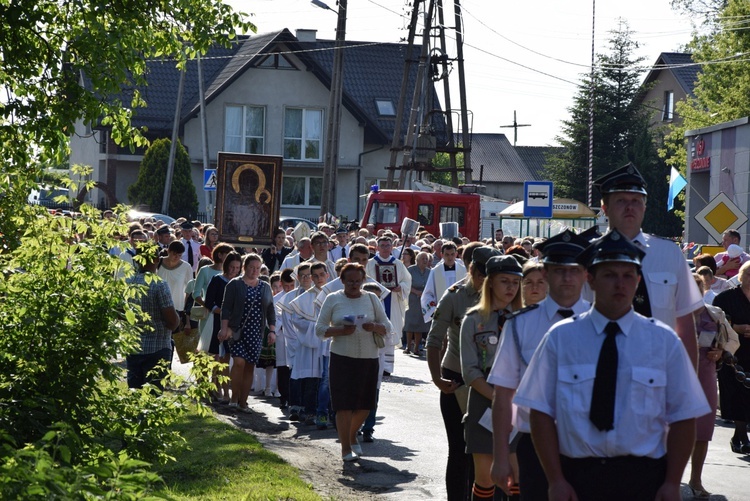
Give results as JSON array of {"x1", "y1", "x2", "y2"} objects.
[
  {"x1": 127, "y1": 138, "x2": 199, "y2": 219},
  {"x1": 0, "y1": 173, "x2": 223, "y2": 496}
]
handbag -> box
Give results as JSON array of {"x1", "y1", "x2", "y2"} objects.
[
  {"x1": 190, "y1": 305, "x2": 208, "y2": 321},
  {"x1": 367, "y1": 291, "x2": 387, "y2": 348}
]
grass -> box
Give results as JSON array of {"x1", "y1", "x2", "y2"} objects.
[{"x1": 154, "y1": 410, "x2": 321, "y2": 500}]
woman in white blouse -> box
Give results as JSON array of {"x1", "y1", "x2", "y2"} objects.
[{"x1": 316, "y1": 263, "x2": 393, "y2": 462}]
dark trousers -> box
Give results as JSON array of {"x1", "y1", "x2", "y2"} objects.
[
  {"x1": 277, "y1": 365, "x2": 291, "y2": 404},
  {"x1": 303, "y1": 377, "x2": 320, "y2": 416},
  {"x1": 560, "y1": 455, "x2": 666, "y2": 501},
  {"x1": 126, "y1": 348, "x2": 172, "y2": 389},
  {"x1": 362, "y1": 388, "x2": 380, "y2": 433},
  {"x1": 516, "y1": 433, "x2": 547, "y2": 501},
  {"x1": 440, "y1": 368, "x2": 474, "y2": 501}
]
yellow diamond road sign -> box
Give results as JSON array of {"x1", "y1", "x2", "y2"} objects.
[{"x1": 695, "y1": 192, "x2": 748, "y2": 244}]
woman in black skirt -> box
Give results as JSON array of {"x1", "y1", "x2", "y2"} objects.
[
  {"x1": 713, "y1": 261, "x2": 750, "y2": 454},
  {"x1": 315, "y1": 263, "x2": 393, "y2": 462}
]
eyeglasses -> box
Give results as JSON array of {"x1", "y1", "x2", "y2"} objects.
[
  {"x1": 298, "y1": 274, "x2": 312, "y2": 279},
  {"x1": 312, "y1": 240, "x2": 328, "y2": 246}
]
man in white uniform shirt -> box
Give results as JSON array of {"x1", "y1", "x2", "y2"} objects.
[
  {"x1": 592, "y1": 163, "x2": 703, "y2": 367},
  {"x1": 421, "y1": 242, "x2": 466, "y2": 322},
  {"x1": 179, "y1": 221, "x2": 200, "y2": 275},
  {"x1": 514, "y1": 229, "x2": 709, "y2": 501},
  {"x1": 489, "y1": 230, "x2": 590, "y2": 499}
]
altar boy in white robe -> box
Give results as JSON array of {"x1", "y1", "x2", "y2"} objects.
[
  {"x1": 421, "y1": 241, "x2": 466, "y2": 322},
  {"x1": 289, "y1": 262, "x2": 330, "y2": 426},
  {"x1": 278, "y1": 263, "x2": 312, "y2": 421}
]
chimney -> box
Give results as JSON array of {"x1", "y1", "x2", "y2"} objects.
[{"x1": 296, "y1": 29, "x2": 317, "y2": 42}]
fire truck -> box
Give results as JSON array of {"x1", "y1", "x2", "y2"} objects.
[{"x1": 360, "y1": 185, "x2": 510, "y2": 241}]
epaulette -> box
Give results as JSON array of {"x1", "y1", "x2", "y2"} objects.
[
  {"x1": 646, "y1": 233, "x2": 675, "y2": 243},
  {"x1": 448, "y1": 283, "x2": 465, "y2": 293},
  {"x1": 505, "y1": 303, "x2": 540, "y2": 320}
]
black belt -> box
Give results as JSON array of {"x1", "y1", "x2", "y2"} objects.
[
  {"x1": 441, "y1": 367, "x2": 465, "y2": 386},
  {"x1": 561, "y1": 454, "x2": 665, "y2": 467}
]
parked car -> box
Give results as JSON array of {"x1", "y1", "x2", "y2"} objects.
[
  {"x1": 127, "y1": 209, "x2": 176, "y2": 225},
  {"x1": 278, "y1": 216, "x2": 318, "y2": 232},
  {"x1": 28, "y1": 186, "x2": 71, "y2": 209}
]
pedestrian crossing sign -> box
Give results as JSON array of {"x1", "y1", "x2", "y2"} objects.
[{"x1": 203, "y1": 169, "x2": 217, "y2": 191}]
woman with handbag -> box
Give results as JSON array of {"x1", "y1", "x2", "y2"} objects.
[
  {"x1": 689, "y1": 274, "x2": 741, "y2": 498},
  {"x1": 219, "y1": 253, "x2": 276, "y2": 413},
  {"x1": 315, "y1": 263, "x2": 393, "y2": 462},
  {"x1": 713, "y1": 262, "x2": 750, "y2": 455},
  {"x1": 460, "y1": 255, "x2": 523, "y2": 501}
]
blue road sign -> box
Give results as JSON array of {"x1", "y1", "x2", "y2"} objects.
[
  {"x1": 203, "y1": 169, "x2": 217, "y2": 191},
  {"x1": 524, "y1": 181, "x2": 553, "y2": 218}
]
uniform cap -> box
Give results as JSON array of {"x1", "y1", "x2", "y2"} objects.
[
  {"x1": 536, "y1": 229, "x2": 589, "y2": 266},
  {"x1": 593, "y1": 162, "x2": 648, "y2": 196},
  {"x1": 486, "y1": 255, "x2": 524, "y2": 276},
  {"x1": 156, "y1": 226, "x2": 171, "y2": 236},
  {"x1": 576, "y1": 229, "x2": 645, "y2": 269},
  {"x1": 179, "y1": 221, "x2": 194, "y2": 230}
]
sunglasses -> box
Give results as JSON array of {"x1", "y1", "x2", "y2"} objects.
[{"x1": 720, "y1": 353, "x2": 750, "y2": 389}]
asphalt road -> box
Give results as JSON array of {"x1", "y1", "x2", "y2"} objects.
[{"x1": 174, "y1": 349, "x2": 750, "y2": 500}]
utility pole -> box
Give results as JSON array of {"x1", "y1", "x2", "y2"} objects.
[
  {"x1": 499, "y1": 110, "x2": 531, "y2": 146},
  {"x1": 319, "y1": 0, "x2": 347, "y2": 219},
  {"x1": 162, "y1": 65, "x2": 185, "y2": 215}
]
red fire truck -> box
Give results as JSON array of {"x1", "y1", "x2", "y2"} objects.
[{"x1": 360, "y1": 186, "x2": 509, "y2": 241}]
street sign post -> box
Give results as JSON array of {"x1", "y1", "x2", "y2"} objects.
[
  {"x1": 203, "y1": 169, "x2": 217, "y2": 191},
  {"x1": 695, "y1": 192, "x2": 747, "y2": 244},
  {"x1": 523, "y1": 181, "x2": 553, "y2": 218}
]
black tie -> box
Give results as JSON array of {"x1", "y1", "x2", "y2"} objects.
[
  {"x1": 498, "y1": 311, "x2": 508, "y2": 331},
  {"x1": 558, "y1": 309, "x2": 574, "y2": 319},
  {"x1": 632, "y1": 241, "x2": 651, "y2": 317},
  {"x1": 187, "y1": 241, "x2": 194, "y2": 267},
  {"x1": 590, "y1": 321, "x2": 620, "y2": 431}
]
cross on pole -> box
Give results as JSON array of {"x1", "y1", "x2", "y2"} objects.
[{"x1": 499, "y1": 110, "x2": 531, "y2": 146}]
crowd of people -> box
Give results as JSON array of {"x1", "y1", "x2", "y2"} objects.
[{"x1": 115, "y1": 162, "x2": 750, "y2": 500}]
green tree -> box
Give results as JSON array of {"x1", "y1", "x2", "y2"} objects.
[
  {"x1": 0, "y1": 0, "x2": 254, "y2": 251},
  {"x1": 544, "y1": 23, "x2": 682, "y2": 236},
  {"x1": 662, "y1": 0, "x2": 750, "y2": 171},
  {"x1": 428, "y1": 150, "x2": 465, "y2": 186},
  {"x1": 0, "y1": 0, "x2": 252, "y2": 495},
  {"x1": 545, "y1": 22, "x2": 649, "y2": 203},
  {"x1": 128, "y1": 138, "x2": 199, "y2": 218}
]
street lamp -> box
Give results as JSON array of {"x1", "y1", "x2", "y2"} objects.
[{"x1": 312, "y1": 0, "x2": 347, "y2": 221}]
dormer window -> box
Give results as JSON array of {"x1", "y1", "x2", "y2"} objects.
[{"x1": 375, "y1": 99, "x2": 396, "y2": 116}]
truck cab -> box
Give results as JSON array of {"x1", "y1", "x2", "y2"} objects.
[{"x1": 361, "y1": 187, "x2": 481, "y2": 241}]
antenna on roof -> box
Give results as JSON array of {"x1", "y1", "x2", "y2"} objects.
[{"x1": 499, "y1": 110, "x2": 531, "y2": 146}]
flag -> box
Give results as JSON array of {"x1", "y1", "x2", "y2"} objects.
[{"x1": 667, "y1": 167, "x2": 687, "y2": 211}]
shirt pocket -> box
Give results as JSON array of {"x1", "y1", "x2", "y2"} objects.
[
  {"x1": 645, "y1": 272, "x2": 677, "y2": 310},
  {"x1": 631, "y1": 366, "x2": 666, "y2": 416},
  {"x1": 558, "y1": 364, "x2": 596, "y2": 413}
]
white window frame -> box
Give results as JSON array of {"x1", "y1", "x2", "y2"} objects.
[
  {"x1": 224, "y1": 105, "x2": 265, "y2": 154},
  {"x1": 281, "y1": 175, "x2": 323, "y2": 208},
  {"x1": 662, "y1": 91, "x2": 674, "y2": 122},
  {"x1": 283, "y1": 107, "x2": 323, "y2": 162}
]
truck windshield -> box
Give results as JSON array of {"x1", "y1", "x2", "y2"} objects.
[
  {"x1": 440, "y1": 206, "x2": 465, "y2": 226},
  {"x1": 369, "y1": 201, "x2": 399, "y2": 224}
]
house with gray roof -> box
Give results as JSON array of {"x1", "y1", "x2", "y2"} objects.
[
  {"x1": 465, "y1": 133, "x2": 561, "y2": 201},
  {"x1": 69, "y1": 28, "x2": 444, "y2": 221},
  {"x1": 636, "y1": 52, "x2": 701, "y2": 129}
]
